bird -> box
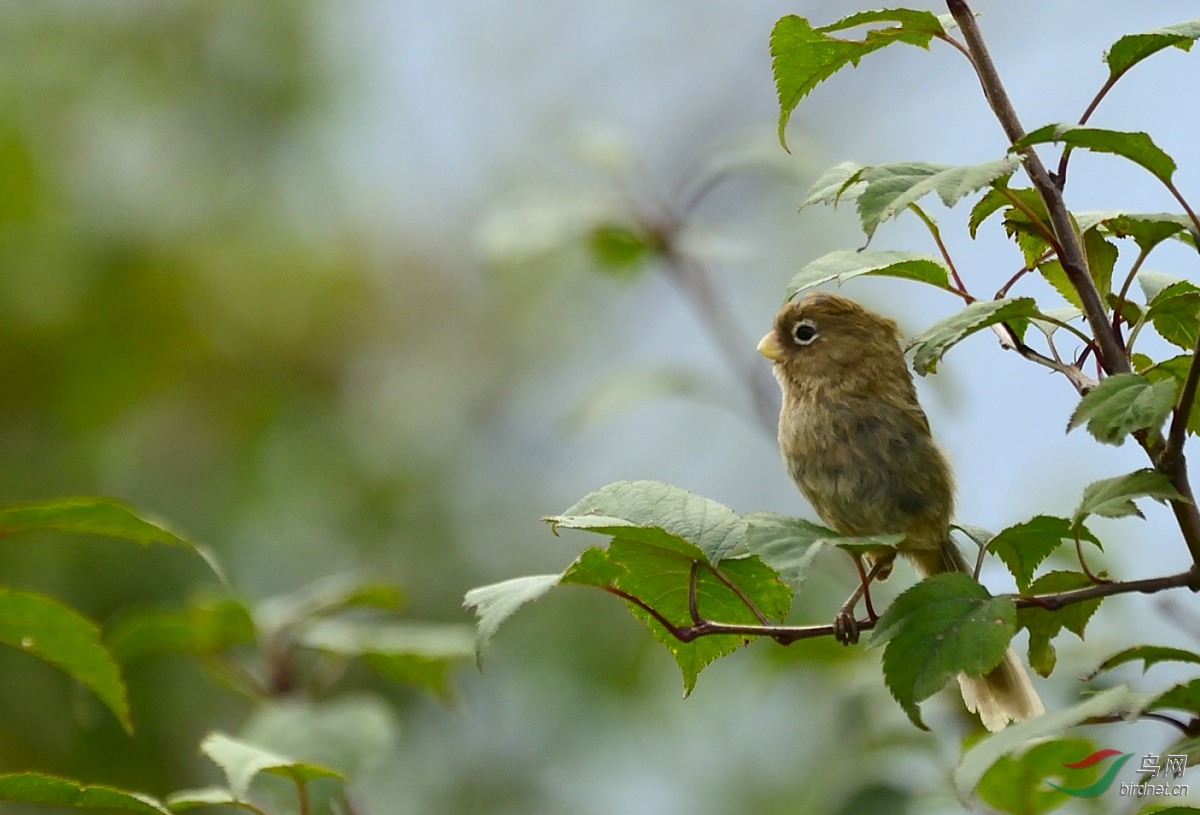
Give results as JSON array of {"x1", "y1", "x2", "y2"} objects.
[{"x1": 756, "y1": 289, "x2": 1043, "y2": 732}]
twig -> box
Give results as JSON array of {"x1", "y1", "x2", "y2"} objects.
[
  {"x1": 1084, "y1": 711, "x2": 1200, "y2": 737},
  {"x1": 908, "y1": 203, "x2": 972, "y2": 302},
  {"x1": 989, "y1": 323, "x2": 1096, "y2": 394},
  {"x1": 945, "y1": 0, "x2": 1128, "y2": 377}
]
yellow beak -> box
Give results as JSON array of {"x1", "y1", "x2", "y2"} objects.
[{"x1": 757, "y1": 331, "x2": 785, "y2": 362}]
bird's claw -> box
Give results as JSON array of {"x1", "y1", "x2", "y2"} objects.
[{"x1": 833, "y1": 608, "x2": 860, "y2": 646}]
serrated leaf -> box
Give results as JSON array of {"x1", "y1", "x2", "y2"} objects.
[
  {"x1": 786, "y1": 249, "x2": 952, "y2": 299},
  {"x1": 908, "y1": 297, "x2": 1043, "y2": 375},
  {"x1": 1073, "y1": 468, "x2": 1187, "y2": 527},
  {"x1": 1014, "y1": 125, "x2": 1177, "y2": 186},
  {"x1": 1148, "y1": 679, "x2": 1200, "y2": 716},
  {"x1": 298, "y1": 619, "x2": 474, "y2": 698},
  {"x1": 871, "y1": 573, "x2": 1016, "y2": 730},
  {"x1": 852, "y1": 159, "x2": 1019, "y2": 242},
  {"x1": 1081, "y1": 211, "x2": 1196, "y2": 252},
  {"x1": 987, "y1": 515, "x2": 1101, "y2": 593},
  {"x1": 968, "y1": 186, "x2": 1047, "y2": 240},
  {"x1": 0, "y1": 589, "x2": 130, "y2": 733},
  {"x1": 1017, "y1": 571, "x2": 1102, "y2": 677},
  {"x1": 976, "y1": 737, "x2": 1102, "y2": 815},
  {"x1": 741, "y1": 512, "x2": 901, "y2": 591},
  {"x1": 199, "y1": 732, "x2": 344, "y2": 801},
  {"x1": 606, "y1": 538, "x2": 789, "y2": 695},
  {"x1": 1146, "y1": 280, "x2": 1200, "y2": 350},
  {"x1": 1138, "y1": 270, "x2": 1187, "y2": 304},
  {"x1": 771, "y1": 11, "x2": 944, "y2": 149},
  {"x1": 1067, "y1": 373, "x2": 1176, "y2": 446},
  {"x1": 547, "y1": 480, "x2": 745, "y2": 563},
  {"x1": 1087, "y1": 645, "x2": 1200, "y2": 680},
  {"x1": 462, "y1": 574, "x2": 560, "y2": 663},
  {"x1": 0, "y1": 773, "x2": 170, "y2": 814},
  {"x1": 800, "y1": 161, "x2": 867, "y2": 208},
  {"x1": 953, "y1": 685, "x2": 1151, "y2": 801},
  {"x1": 1105, "y1": 19, "x2": 1200, "y2": 81},
  {"x1": 106, "y1": 597, "x2": 255, "y2": 663},
  {"x1": 1037, "y1": 260, "x2": 1084, "y2": 309}
]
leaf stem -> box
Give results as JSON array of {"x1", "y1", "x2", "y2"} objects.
[{"x1": 908, "y1": 203, "x2": 972, "y2": 302}]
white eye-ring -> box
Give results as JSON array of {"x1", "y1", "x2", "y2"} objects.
[{"x1": 792, "y1": 319, "x2": 818, "y2": 345}]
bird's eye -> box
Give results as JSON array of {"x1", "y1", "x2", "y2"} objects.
[{"x1": 792, "y1": 320, "x2": 818, "y2": 345}]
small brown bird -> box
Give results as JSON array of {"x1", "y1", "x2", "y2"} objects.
[{"x1": 757, "y1": 290, "x2": 1042, "y2": 732}]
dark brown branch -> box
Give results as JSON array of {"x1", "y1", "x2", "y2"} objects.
[
  {"x1": 1084, "y1": 711, "x2": 1200, "y2": 737},
  {"x1": 1055, "y1": 74, "x2": 1121, "y2": 187},
  {"x1": 945, "y1": 0, "x2": 1128, "y2": 378},
  {"x1": 1012, "y1": 569, "x2": 1200, "y2": 612}
]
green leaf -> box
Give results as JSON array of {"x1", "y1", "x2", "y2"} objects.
[
  {"x1": 166, "y1": 787, "x2": 244, "y2": 810},
  {"x1": 1143, "y1": 355, "x2": 1200, "y2": 435},
  {"x1": 199, "y1": 732, "x2": 344, "y2": 801},
  {"x1": 1067, "y1": 373, "x2": 1176, "y2": 446},
  {"x1": 1138, "y1": 270, "x2": 1187, "y2": 304},
  {"x1": 1037, "y1": 260, "x2": 1084, "y2": 309},
  {"x1": 547, "y1": 480, "x2": 746, "y2": 563},
  {"x1": 800, "y1": 161, "x2": 866, "y2": 208},
  {"x1": 106, "y1": 596, "x2": 255, "y2": 663},
  {"x1": 741, "y1": 512, "x2": 835, "y2": 591},
  {"x1": 602, "y1": 538, "x2": 789, "y2": 695},
  {"x1": 851, "y1": 158, "x2": 1019, "y2": 242},
  {"x1": 786, "y1": 249, "x2": 952, "y2": 299},
  {"x1": 1081, "y1": 211, "x2": 1196, "y2": 253},
  {"x1": 462, "y1": 574, "x2": 560, "y2": 662},
  {"x1": 953, "y1": 685, "x2": 1151, "y2": 801},
  {"x1": 1087, "y1": 645, "x2": 1200, "y2": 680},
  {"x1": 0, "y1": 497, "x2": 191, "y2": 546},
  {"x1": 976, "y1": 737, "x2": 1102, "y2": 815},
  {"x1": 1017, "y1": 571, "x2": 1103, "y2": 677},
  {"x1": 1146, "y1": 280, "x2": 1200, "y2": 350},
  {"x1": 1148, "y1": 678, "x2": 1200, "y2": 716},
  {"x1": 986, "y1": 515, "x2": 1100, "y2": 593},
  {"x1": 1073, "y1": 468, "x2": 1187, "y2": 527},
  {"x1": 771, "y1": 11, "x2": 945, "y2": 148},
  {"x1": 255, "y1": 575, "x2": 405, "y2": 638},
  {"x1": 0, "y1": 589, "x2": 130, "y2": 733},
  {"x1": 908, "y1": 297, "x2": 1043, "y2": 375},
  {"x1": 297, "y1": 619, "x2": 474, "y2": 698},
  {"x1": 1105, "y1": 19, "x2": 1200, "y2": 81},
  {"x1": 1083, "y1": 227, "x2": 1118, "y2": 299},
  {"x1": 871, "y1": 573, "x2": 1016, "y2": 730},
  {"x1": 0, "y1": 773, "x2": 170, "y2": 814},
  {"x1": 968, "y1": 186, "x2": 1047, "y2": 240},
  {"x1": 588, "y1": 224, "x2": 652, "y2": 275},
  {"x1": 1014, "y1": 125, "x2": 1178, "y2": 186}
]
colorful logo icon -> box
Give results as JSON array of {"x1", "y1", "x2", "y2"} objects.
[{"x1": 1048, "y1": 749, "x2": 1134, "y2": 798}]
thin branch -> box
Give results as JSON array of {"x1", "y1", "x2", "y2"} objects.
[
  {"x1": 1055, "y1": 74, "x2": 1122, "y2": 186},
  {"x1": 989, "y1": 323, "x2": 1097, "y2": 394},
  {"x1": 1012, "y1": 568, "x2": 1200, "y2": 611},
  {"x1": 945, "y1": 0, "x2": 1128, "y2": 377},
  {"x1": 1165, "y1": 327, "x2": 1200, "y2": 467},
  {"x1": 1084, "y1": 711, "x2": 1200, "y2": 737}
]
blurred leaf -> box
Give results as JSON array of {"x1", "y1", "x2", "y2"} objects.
[
  {"x1": 1014, "y1": 125, "x2": 1177, "y2": 186},
  {"x1": 987, "y1": 515, "x2": 1101, "y2": 593},
  {"x1": 1087, "y1": 645, "x2": 1200, "y2": 680},
  {"x1": 954, "y1": 685, "x2": 1151, "y2": 801},
  {"x1": 850, "y1": 158, "x2": 1019, "y2": 242},
  {"x1": 1148, "y1": 679, "x2": 1200, "y2": 716},
  {"x1": 0, "y1": 588, "x2": 130, "y2": 733},
  {"x1": 1067, "y1": 374, "x2": 1176, "y2": 446},
  {"x1": 241, "y1": 696, "x2": 398, "y2": 780},
  {"x1": 834, "y1": 783, "x2": 912, "y2": 815},
  {"x1": 462, "y1": 575, "x2": 560, "y2": 663},
  {"x1": 0, "y1": 773, "x2": 169, "y2": 814},
  {"x1": 107, "y1": 596, "x2": 255, "y2": 663},
  {"x1": 909, "y1": 297, "x2": 1042, "y2": 375},
  {"x1": 1145, "y1": 280, "x2": 1200, "y2": 350},
  {"x1": 1105, "y1": 19, "x2": 1200, "y2": 81},
  {"x1": 1017, "y1": 571, "x2": 1103, "y2": 677},
  {"x1": 165, "y1": 787, "x2": 244, "y2": 811},
  {"x1": 976, "y1": 737, "x2": 1100, "y2": 815},
  {"x1": 547, "y1": 480, "x2": 746, "y2": 563},
  {"x1": 568, "y1": 367, "x2": 722, "y2": 429},
  {"x1": 297, "y1": 619, "x2": 474, "y2": 697},
  {"x1": 1073, "y1": 468, "x2": 1186, "y2": 527},
  {"x1": 771, "y1": 10, "x2": 944, "y2": 148},
  {"x1": 871, "y1": 573, "x2": 1016, "y2": 730},
  {"x1": 786, "y1": 249, "x2": 952, "y2": 299},
  {"x1": 255, "y1": 575, "x2": 404, "y2": 636},
  {"x1": 587, "y1": 224, "x2": 653, "y2": 275},
  {"x1": 0, "y1": 497, "x2": 192, "y2": 547},
  {"x1": 596, "y1": 538, "x2": 788, "y2": 695},
  {"x1": 199, "y1": 732, "x2": 343, "y2": 801}
]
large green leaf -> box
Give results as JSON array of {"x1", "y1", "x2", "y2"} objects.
[
  {"x1": 871, "y1": 573, "x2": 1016, "y2": 730},
  {"x1": 547, "y1": 480, "x2": 746, "y2": 563},
  {"x1": 1145, "y1": 280, "x2": 1200, "y2": 350},
  {"x1": 1079, "y1": 211, "x2": 1196, "y2": 252},
  {"x1": 975, "y1": 738, "x2": 1102, "y2": 815},
  {"x1": 908, "y1": 297, "x2": 1043, "y2": 375},
  {"x1": 1017, "y1": 571, "x2": 1103, "y2": 677},
  {"x1": 1014, "y1": 125, "x2": 1178, "y2": 186},
  {"x1": 106, "y1": 596, "x2": 255, "y2": 663},
  {"x1": 742, "y1": 512, "x2": 901, "y2": 591},
  {"x1": 1066, "y1": 373, "x2": 1176, "y2": 446},
  {"x1": 0, "y1": 497, "x2": 192, "y2": 547},
  {"x1": 786, "y1": 249, "x2": 951, "y2": 299},
  {"x1": 0, "y1": 774, "x2": 170, "y2": 814},
  {"x1": 986, "y1": 515, "x2": 1100, "y2": 593},
  {"x1": 771, "y1": 10, "x2": 946, "y2": 148},
  {"x1": 1072, "y1": 468, "x2": 1187, "y2": 527},
  {"x1": 1142, "y1": 355, "x2": 1200, "y2": 435},
  {"x1": 0, "y1": 589, "x2": 130, "y2": 733},
  {"x1": 1105, "y1": 19, "x2": 1200, "y2": 81}
]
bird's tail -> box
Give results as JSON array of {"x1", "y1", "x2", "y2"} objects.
[{"x1": 908, "y1": 541, "x2": 1044, "y2": 732}]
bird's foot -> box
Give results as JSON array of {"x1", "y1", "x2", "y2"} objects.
[{"x1": 833, "y1": 607, "x2": 860, "y2": 646}]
